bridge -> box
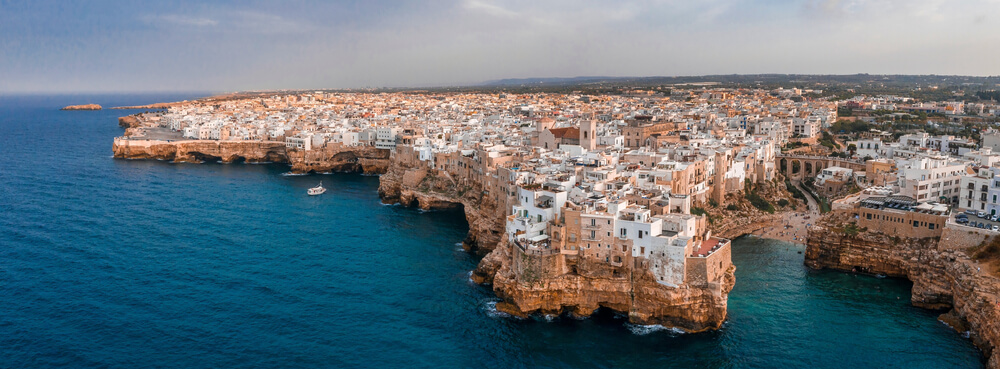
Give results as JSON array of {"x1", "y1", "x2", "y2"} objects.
[{"x1": 775, "y1": 154, "x2": 866, "y2": 181}]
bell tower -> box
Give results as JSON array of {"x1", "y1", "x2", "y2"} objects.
[{"x1": 581, "y1": 117, "x2": 597, "y2": 151}]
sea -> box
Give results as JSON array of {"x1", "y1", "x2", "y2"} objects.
[{"x1": 0, "y1": 94, "x2": 985, "y2": 368}]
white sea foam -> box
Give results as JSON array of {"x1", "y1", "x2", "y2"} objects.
[
  {"x1": 483, "y1": 300, "x2": 523, "y2": 320},
  {"x1": 625, "y1": 323, "x2": 687, "y2": 336},
  {"x1": 281, "y1": 172, "x2": 308, "y2": 176}
]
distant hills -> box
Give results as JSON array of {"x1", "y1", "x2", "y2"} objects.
[{"x1": 478, "y1": 74, "x2": 1000, "y2": 88}]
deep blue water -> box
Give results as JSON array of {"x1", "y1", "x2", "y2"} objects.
[{"x1": 0, "y1": 94, "x2": 985, "y2": 368}]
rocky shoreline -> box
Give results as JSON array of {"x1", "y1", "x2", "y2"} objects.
[
  {"x1": 112, "y1": 112, "x2": 997, "y2": 356},
  {"x1": 111, "y1": 123, "x2": 792, "y2": 332},
  {"x1": 113, "y1": 137, "x2": 390, "y2": 174},
  {"x1": 806, "y1": 214, "x2": 1000, "y2": 369},
  {"x1": 374, "y1": 154, "x2": 738, "y2": 331}
]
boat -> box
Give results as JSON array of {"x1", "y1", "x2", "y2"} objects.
[{"x1": 308, "y1": 181, "x2": 326, "y2": 196}]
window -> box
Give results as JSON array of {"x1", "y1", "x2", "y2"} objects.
[{"x1": 638, "y1": 231, "x2": 643, "y2": 239}]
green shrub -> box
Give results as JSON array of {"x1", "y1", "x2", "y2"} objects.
[
  {"x1": 777, "y1": 199, "x2": 790, "y2": 207},
  {"x1": 726, "y1": 204, "x2": 738, "y2": 211},
  {"x1": 786, "y1": 181, "x2": 806, "y2": 200},
  {"x1": 691, "y1": 207, "x2": 707, "y2": 216},
  {"x1": 746, "y1": 192, "x2": 775, "y2": 214}
]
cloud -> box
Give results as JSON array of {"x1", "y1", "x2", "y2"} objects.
[
  {"x1": 229, "y1": 10, "x2": 318, "y2": 34},
  {"x1": 3, "y1": 0, "x2": 1000, "y2": 93},
  {"x1": 146, "y1": 14, "x2": 218, "y2": 27},
  {"x1": 462, "y1": 0, "x2": 520, "y2": 18},
  {"x1": 141, "y1": 10, "x2": 317, "y2": 34}
]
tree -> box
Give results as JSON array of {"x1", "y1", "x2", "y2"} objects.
[{"x1": 847, "y1": 143, "x2": 857, "y2": 156}]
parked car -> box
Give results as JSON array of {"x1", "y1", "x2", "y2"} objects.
[
  {"x1": 957, "y1": 218, "x2": 969, "y2": 224},
  {"x1": 992, "y1": 225, "x2": 998, "y2": 231},
  {"x1": 957, "y1": 213, "x2": 969, "y2": 219},
  {"x1": 978, "y1": 211, "x2": 987, "y2": 218},
  {"x1": 979, "y1": 223, "x2": 987, "y2": 229},
  {"x1": 966, "y1": 209, "x2": 978, "y2": 215},
  {"x1": 990, "y1": 215, "x2": 999, "y2": 222}
]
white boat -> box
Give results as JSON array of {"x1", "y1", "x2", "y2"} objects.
[{"x1": 307, "y1": 181, "x2": 327, "y2": 196}]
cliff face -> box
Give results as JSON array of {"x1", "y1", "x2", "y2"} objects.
[
  {"x1": 113, "y1": 137, "x2": 391, "y2": 174},
  {"x1": 806, "y1": 226, "x2": 1000, "y2": 368},
  {"x1": 286, "y1": 146, "x2": 391, "y2": 175},
  {"x1": 119, "y1": 116, "x2": 141, "y2": 128},
  {"x1": 487, "y1": 237, "x2": 735, "y2": 331},
  {"x1": 376, "y1": 154, "x2": 734, "y2": 331},
  {"x1": 377, "y1": 159, "x2": 503, "y2": 254},
  {"x1": 113, "y1": 139, "x2": 288, "y2": 164}
]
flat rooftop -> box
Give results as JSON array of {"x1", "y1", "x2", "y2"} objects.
[{"x1": 692, "y1": 238, "x2": 720, "y2": 257}]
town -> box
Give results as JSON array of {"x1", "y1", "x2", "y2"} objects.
[{"x1": 113, "y1": 85, "x2": 1000, "y2": 334}]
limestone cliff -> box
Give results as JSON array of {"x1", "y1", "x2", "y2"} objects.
[
  {"x1": 806, "y1": 221, "x2": 1000, "y2": 368},
  {"x1": 118, "y1": 116, "x2": 141, "y2": 129},
  {"x1": 113, "y1": 125, "x2": 390, "y2": 173},
  {"x1": 699, "y1": 180, "x2": 802, "y2": 240},
  {"x1": 286, "y1": 146, "x2": 391, "y2": 174},
  {"x1": 377, "y1": 159, "x2": 503, "y2": 255},
  {"x1": 113, "y1": 139, "x2": 289, "y2": 164},
  {"x1": 486, "y1": 237, "x2": 735, "y2": 331},
  {"x1": 375, "y1": 152, "x2": 735, "y2": 330}
]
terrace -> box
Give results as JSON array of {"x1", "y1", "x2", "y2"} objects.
[{"x1": 690, "y1": 237, "x2": 729, "y2": 258}]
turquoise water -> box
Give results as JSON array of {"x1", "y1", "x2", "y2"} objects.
[{"x1": 0, "y1": 94, "x2": 985, "y2": 368}]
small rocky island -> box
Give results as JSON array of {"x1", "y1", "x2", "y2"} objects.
[{"x1": 61, "y1": 104, "x2": 102, "y2": 111}]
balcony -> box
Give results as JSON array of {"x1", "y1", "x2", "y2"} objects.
[{"x1": 514, "y1": 238, "x2": 559, "y2": 256}]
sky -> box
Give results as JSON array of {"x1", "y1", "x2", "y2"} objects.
[{"x1": 2, "y1": 0, "x2": 999, "y2": 93}]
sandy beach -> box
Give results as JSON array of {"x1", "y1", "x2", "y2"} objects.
[{"x1": 750, "y1": 211, "x2": 816, "y2": 244}]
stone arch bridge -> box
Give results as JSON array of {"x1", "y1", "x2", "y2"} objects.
[{"x1": 775, "y1": 154, "x2": 866, "y2": 182}]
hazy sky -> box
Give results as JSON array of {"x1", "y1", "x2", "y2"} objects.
[{"x1": 2, "y1": 0, "x2": 999, "y2": 93}]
